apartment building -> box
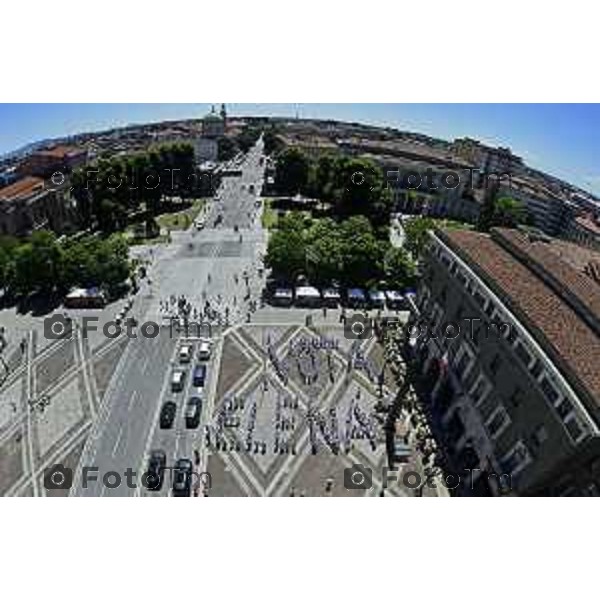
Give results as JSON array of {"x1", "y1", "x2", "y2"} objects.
[
  {"x1": 564, "y1": 215, "x2": 600, "y2": 252},
  {"x1": 495, "y1": 176, "x2": 571, "y2": 236},
  {"x1": 18, "y1": 145, "x2": 88, "y2": 178},
  {"x1": 451, "y1": 137, "x2": 525, "y2": 177},
  {"x1": 408, "y1": 226, "x2": 600, "y2": 495},
  {"x1": 0, "y1": 176, "x2": 73, "y2": 235}
]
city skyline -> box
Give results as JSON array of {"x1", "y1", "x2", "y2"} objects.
[{"x1": 1, "y1": 103, "x2": 599, "y2": 196}]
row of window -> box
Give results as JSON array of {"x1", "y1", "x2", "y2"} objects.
[{"x1": 431, "y1": 240, "x2": 589, "y2": 445}]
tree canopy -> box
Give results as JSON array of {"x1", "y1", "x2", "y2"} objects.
[
  {"x1": 0, "y1": 232, "x2": 131, "y2": 299},
  {"x1": 264, "y1": 214, "x2": 415, "y2": 290}
]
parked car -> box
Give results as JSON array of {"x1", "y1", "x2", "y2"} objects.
[
  {"x1": 368, "y1": 289, "x2": 386, "y2": 309},
  {"x1": 192, "y1": 364, "x2": 207, "y2": 387},
  {"x1": 346, "y1": 288, "x2": 367, "y2": 308},
  {"x1": 185, "y1": 396, "x2": 203, "y2": 429},
  {"x1": 295, "y1": 286, "x2": 321, "y2": 308},
  {"x1": 198, "y1": 340, "x2": 211, "y2": 360},
  {"x1": 271, "y1": 287, "x2": 294, "y2": 307},
  {"x1": 159, "y1": 401, "x2": 177, "y2": 429},
  {"x1": 385, "y1": 290, "x2": 405, "y2": 310},
  {"x1": 172, "y1": 458, "x2": 193, "y2": 497},
  {"x1": 321, "y1": 287, "x2": 341, "y2": 308},
  {"x1": 179, "y1": 344, "x2": 193, "y2": 363},
  {"x1": 145, "y1": 450, "x2": 166, "y2": 491},
  {"x1": 171, "y1": 369, "x2": 186, "y2": 392}
]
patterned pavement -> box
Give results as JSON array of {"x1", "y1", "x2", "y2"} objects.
[
  {"x1": 0, "y1": 329, "x2": 129, "y2": 496},
  {"x1": 205, "y1": 323, "x2": 419, "y2": 496}
]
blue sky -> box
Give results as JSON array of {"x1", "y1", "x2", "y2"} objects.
[{"x1": 1, "y1": 103, "x2": 599, "y2": 195}]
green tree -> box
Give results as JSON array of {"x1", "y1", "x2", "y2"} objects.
[
  {"x1": 493, "y1": 197, "x2": 529, "y2": 228},
  {"x1": 383, "y1": 246, "x2": 417, "y2": 289},
  {"x1": 218, "y1": 137, "x2": 238, "y2": 161},
  {"x1": 403, "y1": 216, "x2": 435, "y2": 258},
  {"x1": 275, "y1": 148, "x2": 310, "y2": 195},
  {"x1": 264, "y1": 227, "x2": 306, "y2": 282},
  {"x1": 305, "y1": 218, "x2": 343, "y2": 284},
  {"x1": 339, "y1": 216, "x2": 383, "y2": 286},
  {"x1": 11, "y1": 231, "x2": 63, "y2": 295}
]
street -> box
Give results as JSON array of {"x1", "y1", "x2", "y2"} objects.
[{"x1": 72, "y1": 138, "x2": 268, "y2": 496}]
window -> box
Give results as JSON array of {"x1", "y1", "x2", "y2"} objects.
[
  {"x1": 540, "y1": 376, "x2": 560, "y2": 404},
  {"x1": 485, "y1": 405, "x2": 511, "y2": 439},
  {"x1": 530, "y1": 360, "x2": 543, "y2": 379},
  {"x1": 469, "y1": 373, "x2": 492, "y2": 406},
  {"x1": 515, "y1": 341, "x2": 534, "y2": 369},
  {"x1": 473, "y1": 289, "x2": 486, "y2": 308},
  {"x1": 453, "y1": 344, "x2": 475, "y2": 381},
  {"x1": 500, "y1": 440, "x2": 532, "y2": 476},
  {"x1": 555, "y1": 397, "x2": 574, "y2": 420},
  {"x1": 508, "y1": 387, "x2": 524, "y2": 409},
  {"x1": 430, "y1": 303, "x2": 443, "y2": 331},
  {"x1": 564, "y1": 416, "x2": 585, "y2": 442},
  {"x1": 489, "y1": 354, "x2": 503, "y2": 377}
]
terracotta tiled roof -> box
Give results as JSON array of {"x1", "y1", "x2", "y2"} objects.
[
  {"x1": 491, "y1": 228, "x2": 600, "y2": 322},
  {"x1": 575, "y1": 215, "x2": 600, "y2": 236},
  {"x1": 0, "y1": 176, "x2": 45, "y2": 201},
  {"x1": 442, "y1": 229, "x2": 600, "y2": 405},
  {"x1": 34, "y1": 145, "x2": 85, "y2": 159}
]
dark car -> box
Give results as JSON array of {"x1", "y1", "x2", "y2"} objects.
[
  {"x1": 192, "y1": 364, "x2": 207, "y2": 387},
  {"x1": 185, "y1": 396, "x2": 203, "y2": 429},
  {"x1": 172, "y1": 458, "x2": 193, "y2": 497},
  {"x1": 144, "y1": 450, "x2": 166, "y2": 491},
  {"x1": 159, "y1": 401, "x2": 177, "y2": 429}
]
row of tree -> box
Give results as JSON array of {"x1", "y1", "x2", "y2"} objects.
[
  {"x1": 71, "y1": 142, "x2": 197, "y2": 233},
  {"x1": 264, "y1": 213, "x2": 416, "y2": 289},
  {"x1": 218, "y1": 126, "x2": 285, "y2": 162},
  {"x1": 0, "y1": 231, "x2": 131, "y2": 298},
  {"x1": 273, "y1": 148, "x2": 394, "y2": 227}
]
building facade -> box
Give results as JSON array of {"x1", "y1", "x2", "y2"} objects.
[
  {"x1": 408, "y1": 226, "x2": 600, "y2": 495},
  {"x1": 18, "y1": 145, "x2": 88, "y2": 178},
  {"x1": 0, "y1": 176, "x2": 73, "y2": 236},
  {"x1": 564, "y1": 215, "x2": 600, "y2": 252}
]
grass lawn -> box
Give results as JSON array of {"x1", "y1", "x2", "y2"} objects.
[
  {"x1": 261, "y1": 200, "x2": 279, "y2": 229},
  {"x1": 156, "y1": 198, "x2": 206, "y2": 231}
]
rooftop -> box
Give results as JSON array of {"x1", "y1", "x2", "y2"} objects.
[
  {"x1": 33, "y1": 145, "x2": 86, "y2": 159},
  {"x1": 0, "y1": 176, "x2": 46, "y2": 202},
  {"x1": 440, "y1": 228, "x2": 600, "y2": 407},
  {"x1": 575, "y1": 215, "x2": 600, "y2": 236}
]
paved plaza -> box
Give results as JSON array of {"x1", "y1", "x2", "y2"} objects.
[{"x1": 203, "y1": 322, "x2": 429, "y2": 496}]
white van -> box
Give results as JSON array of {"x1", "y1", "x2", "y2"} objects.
[{"x1": 198, "y1": 340, "x2": 211, "y2": 360}]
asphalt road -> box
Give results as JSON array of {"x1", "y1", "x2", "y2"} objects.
[{"x1": 72, "y1": 139, "x2": 267, "y2": 497}]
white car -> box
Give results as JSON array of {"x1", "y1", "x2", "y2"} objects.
[
  {"x1": 171, "y1": 369, "x2": 186, "y2": 392},
  {"x1": 198, "y1": 340, "x2": 211, "y2": 360},
  {"x1": 179, "y1": 344, "x2": 193, "y2": 363}
]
